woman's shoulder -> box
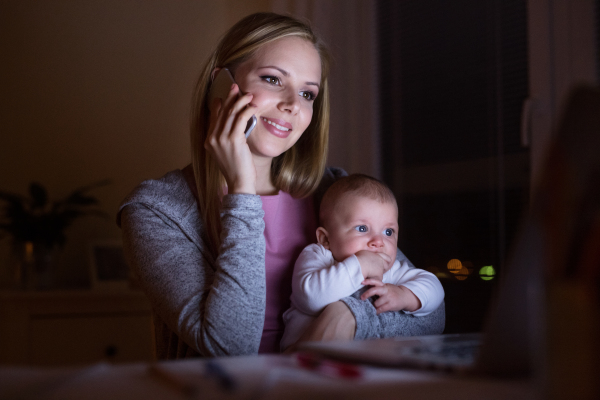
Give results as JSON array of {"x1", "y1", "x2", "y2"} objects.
[
  {"x1": 321, "y1": 166, "x2": 348, "y2": 184},
  {"x1": 117, "y1": 168, "x2": 196, "y2": 227},
  {"x1": 313, "y1": 166, "x2": 348, "y2": 209}
]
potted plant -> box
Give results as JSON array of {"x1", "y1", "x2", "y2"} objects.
[{"x1": 0, "y1": 180, "x2": 109, "y2": 289}]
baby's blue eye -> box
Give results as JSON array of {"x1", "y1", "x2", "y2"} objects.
[
  {"x1": 355, "y1": 225, "x2": 368, "y2": 233},
  {"x1": 384, "y1": 228, "x2": 394, "y2": 237}
]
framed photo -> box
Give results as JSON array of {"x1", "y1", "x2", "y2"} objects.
[{"x1": 89, "y1": 240, "x2": 130, "y2": 291}]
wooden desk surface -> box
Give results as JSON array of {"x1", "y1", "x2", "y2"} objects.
[{"x1": 0, "y1": 354, "x2": 537, "y2": 400}]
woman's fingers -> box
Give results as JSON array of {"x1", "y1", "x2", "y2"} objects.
[
  {"x1": 211, "y1": 84, "x2": 238, "y2": 139},
  {"x1": 204, "y1": 83, "x2": 257, "y2": 190},
  {"x1": 219, "y1": 86, "x2": 254, "y2": 138},
  {"x1": 208, "y1": 84, "x2": 252, "y2": 140},
  {"x1": 228, "y1": 95, "x2": 256, "y2": 138}
]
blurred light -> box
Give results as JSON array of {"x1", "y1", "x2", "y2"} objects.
[
  {"x1": 462, "y1": 260, "x2": 474, "y2": 275},
  {"x1": 447, "y1": 259, "x2": 462, "y2": 274},
  {"x1": 24, "y1": 241, "x2": 34, "y2": 263},
  {"x1": 479, "y1": 265, "x2": 496, "y2": 280},
  {"x1": 455, "y1": 266, "x2": 469, "y2": 281},
  {"x1": 434, "y1": 272, "x2": 451, "y2": 280}
]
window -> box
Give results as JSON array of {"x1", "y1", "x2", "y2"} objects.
[{"x1": 378, "y1": 0, "x2": 529, "y2": 333}]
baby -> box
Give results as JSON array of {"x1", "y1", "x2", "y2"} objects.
[{"x1": 281, "y1": 174, "x2": 444, "y2": 351}]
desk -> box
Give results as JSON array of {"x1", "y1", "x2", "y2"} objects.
[{"x1": 0, "y1": 355, "x2": 536, "y2": 400}]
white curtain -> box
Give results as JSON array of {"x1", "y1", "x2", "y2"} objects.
[{"x1": 271, "y1": 0, "x2": 382, "y2": 178}]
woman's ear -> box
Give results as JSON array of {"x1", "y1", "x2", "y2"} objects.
[
  {"x1": 316, "y1": 227, "x2": 330, "y2": 249},
  {"x1": 210, "y1": 67, "x2": 221, "y2": 81}
]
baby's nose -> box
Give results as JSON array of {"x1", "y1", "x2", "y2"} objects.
[{"x1": 368, "y1": 234, "x2": 384, "y2": 247}]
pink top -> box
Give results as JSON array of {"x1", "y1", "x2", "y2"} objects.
[{"x1": 258, "y1": 191, "x2": 317, "y2": 353}]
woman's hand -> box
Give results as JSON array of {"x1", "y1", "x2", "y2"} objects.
[{"x1": 205, "y1": 83, "x2": 257, "y2": 194}]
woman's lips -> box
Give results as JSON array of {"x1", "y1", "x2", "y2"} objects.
[{"x1": 261, "y1": 117, "x2": 292, "y2": 138}]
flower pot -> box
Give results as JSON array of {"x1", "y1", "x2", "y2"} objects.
[{"x1": 10, "y1": 240, "x2": 61, "y2": 290}]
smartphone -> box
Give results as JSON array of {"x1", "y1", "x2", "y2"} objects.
[{"x1": 208, "y1": 68, "x2": 257, "y2": 138}]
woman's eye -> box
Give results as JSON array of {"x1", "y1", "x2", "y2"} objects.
[
  {"x1": 262, "y1": 76, "x2": 280, "y2": 85},
  {"x1": 355, "y1": 225, "x2": 368, "y2": 233},
  {"x1": 300, "y1": 91, "x2": 316, "y2": 101},
  {"x1": 384, "y1": 228, "x2": 394, "y2": 237}
]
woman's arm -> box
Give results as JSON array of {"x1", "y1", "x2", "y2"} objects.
[
  {"x1": 296, "y1": 299, "x2": 445, "y2": 346},
  {"x1": 341, "y1": 296, "x2": 446, "y2": 339},
  {"x1": 121, "y1": 192, "x2": 266, "y2": 357}
]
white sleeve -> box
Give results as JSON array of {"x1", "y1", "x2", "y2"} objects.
[
  {"x1": 290, "y1": 244, "x2": 365, "y2": 315},
  {"x1": 383, "y1": 260, "x2": 445, "y2": 317}
]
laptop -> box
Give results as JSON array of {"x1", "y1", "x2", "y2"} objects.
[{"x1": 298, "y1": 86, "x2": 600, "y2": 377}]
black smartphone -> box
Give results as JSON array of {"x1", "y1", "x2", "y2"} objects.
[{"x1": 208, "y1": 68, "x2": 257, "y2": 138}]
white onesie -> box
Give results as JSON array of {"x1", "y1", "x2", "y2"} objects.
[{"x1": 281, "y1": 243, "x2": 445, "y2": 351}]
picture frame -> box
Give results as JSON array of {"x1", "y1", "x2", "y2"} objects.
[{"x1": 88, "y1": 239, "x2": 130, "y2": 291}]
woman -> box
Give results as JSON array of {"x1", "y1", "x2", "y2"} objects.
[{"x1": 118, "y1": 12, "x2": 444, "y2": 359}]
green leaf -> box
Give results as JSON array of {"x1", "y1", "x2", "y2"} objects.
[{"x1": 29, "y1": 182, "x2": 48, "y2": 210}]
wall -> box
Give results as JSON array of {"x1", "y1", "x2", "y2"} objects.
[
  {"x1": 273, "y1": 0, "x2": 382, "y2": 178},
  {"x1": 0, "y1": 0, "x2": 270, "y2": 287}
]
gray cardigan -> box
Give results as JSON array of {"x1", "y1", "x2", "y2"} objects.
[{"x1": 118, "y1": 167, "x2": 445, "y2": 359}]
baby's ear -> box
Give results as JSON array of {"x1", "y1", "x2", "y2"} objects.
[{"x1": 316, "y1": 227, "x2": 330, "y2": 249}]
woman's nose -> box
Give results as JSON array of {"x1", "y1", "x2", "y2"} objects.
[{"x1": 278, "y1": 89, "x2": 300, "y2": 114}]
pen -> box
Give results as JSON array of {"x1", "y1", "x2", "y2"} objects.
[
  {"x1": 205, "y1": 359, "x2": 237, "y2": 391},
  {"x1": 296, "y1": 352, "x2": 362, "y2": 379}
]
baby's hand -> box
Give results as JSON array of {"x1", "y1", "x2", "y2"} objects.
[
  {"x1": 359, "y1": 281, "x2": 422, "y2": 314},
  {"x1": 355, "y1": 250, "x2": 392, "y2": 281}
]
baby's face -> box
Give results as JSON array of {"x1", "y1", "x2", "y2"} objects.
[{"x1": 321, "y1": 194, "x2": 399, "y2": 264}]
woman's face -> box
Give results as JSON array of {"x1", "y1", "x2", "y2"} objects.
[{"x1": 233, "y1": 36, "x2": 322, "y2": 161}]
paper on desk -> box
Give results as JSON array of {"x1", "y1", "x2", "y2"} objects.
[
  {"x1": 0, "y1": 356, "x2": 535, "y2": 400},
  {"x1": 260, "y1": 369, "x2": 534, "y2": 400}
]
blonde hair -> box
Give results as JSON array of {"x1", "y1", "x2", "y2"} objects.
[
  {"x1": 319, "y1": 174, "x2": 398, "y2": 228},
  {"x1": 190, "y1": 13, "x2": 331, "y2": 256}
]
